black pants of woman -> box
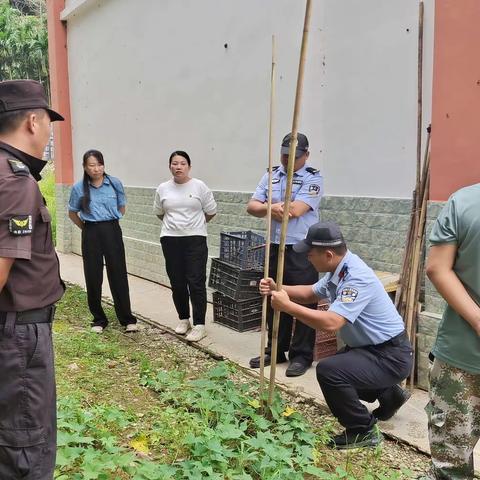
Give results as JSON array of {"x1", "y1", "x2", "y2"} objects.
[
  {"x1": 81, "y1": 220, "x2": 136, "y2": 328},
  {"x1": 160, "y1": 235, "x2": 208, "y2": 326}
]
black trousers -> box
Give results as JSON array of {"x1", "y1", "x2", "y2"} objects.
[
  {"x1": 161, "y1": 235, "x2": 208, "y2": 325},
  {"x1": 265, "y1": 244, "x2": 317, "y2": 364},
  {"x1": 0, "y1": 311, "x2": 56, "y2": 479},
  {"x1": 316, "y1": 332, "x2": 413, "y2": 433},
  {"x1": 81, "y1": 220, "x2": 136, "y2": 327}
]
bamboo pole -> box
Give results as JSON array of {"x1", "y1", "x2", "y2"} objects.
[
  {"x1": 259, "y1": 35, "x2": 276, "y2": 407},
  {"x1": 396, "y1": 2, "x2": 425, "y2": 317},
  {"x1": 404, "y1": 131, "x2": 431, "y2": 340},
  {"x1": 408, "y1": 232, "x2": 426, "y2": 387},
  {"x1": 397, "y1": 126, "x2": 431, "y2": 317},
  {"x1": 399, "y1": 125, "x2": 430, "y2": 389},
  {"x1": 416, "y1": 1, "x2": 424, "y2": 190},
  {"x1": 395, "y1": 209, "x2": 415, "y2": 311},
  {"x1": 268, "y1": 0, "x2": 313, "y2": 407},
  {"x1": 406, "y1": 154, "x2": 430, "y2": 386}
]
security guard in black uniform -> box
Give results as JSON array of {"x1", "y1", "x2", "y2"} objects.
[
  {"x1": 248, "y1": 133, "x2": 323, "y2": 377},
  {"x1": 0, "y1": 80, "x2": 65, "y2": 479}
]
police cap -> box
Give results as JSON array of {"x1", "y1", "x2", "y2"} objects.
[
  {"x1": 293, "y1": 221, "x2": 345, "y2": 253},
  {"x1": 0, "y1": 80, "x2": 64, "y2": 122},
  {"x1": 280, "y1": 132, "x2": 309, "y2": 158}
]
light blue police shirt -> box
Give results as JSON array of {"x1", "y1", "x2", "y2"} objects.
[
  {"x1": 252, "y1": 164, "x2": 323, "y2": 244},
  {"x1": 68, "y1": 175, "x2": 126, "y2": 222},
  {"x1": 312, "y1": 251, "x2": 405, "y2": 347}
]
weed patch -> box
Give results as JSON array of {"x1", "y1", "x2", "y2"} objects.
[{"x1": 54, "y1": 285, "x2": 428, "y2": 479}]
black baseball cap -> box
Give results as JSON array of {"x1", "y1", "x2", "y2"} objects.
[
  {"x1": 280, "y1": 132, "x2": 309, "y2": 158},
  {"x1": 0, "y1": 80, "x2": 64, "y2": 122},
  {"x1": 293, "y1": 221, "x2": 345, "y2": 253}
]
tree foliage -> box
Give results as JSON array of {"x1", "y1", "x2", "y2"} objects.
[{"x1": 0, "y1": 0, "x2": 49, "y2": 95}]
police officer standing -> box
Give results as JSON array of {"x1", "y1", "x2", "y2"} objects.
[
  {"x1": 248, "y1": 132, "x2": 322, "y2": 377},
  {"x1": 262, "y1": 222, "x2": 412, "y2": 448},
  {"x1": 0, "y1": 80, "x2": 65, "y2": 478}
]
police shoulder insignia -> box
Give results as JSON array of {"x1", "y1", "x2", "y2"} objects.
[
  {"x1": 308, "y1": 184, "x2": 320, "y2": 195},
  {"x1": 7, "y1": 158, "x2": 30, "y2": 176},
  {"x1": 340, "y1": 287, "x2": 358, "y2": 303},
  {"x1": 272, "y1": 166, "x2": 280, "y2": 171},
  {"x1": 306, "y1": 166, "x2": 319, "y2": 175},
  {"x1": 9, "y1": 215, "x2": 33, "y2": 235}
]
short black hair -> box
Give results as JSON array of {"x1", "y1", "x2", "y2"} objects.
[
  {"x1": 313, "y1": 243, "x2": 347, "y2": 256},
  {"x1": 0, "y1": 109, "x2": 46, "y2": 135},
  {"x1": 169, "y1": 150, "x2": 191, "y2": 166}
]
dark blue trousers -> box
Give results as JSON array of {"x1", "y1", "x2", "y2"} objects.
[{"x1": 316, "y1": 332, "x2": 413, "y2": 433}]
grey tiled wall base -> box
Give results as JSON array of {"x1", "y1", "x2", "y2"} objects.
[
  {"x1": 320, "y1": 196, "x2": 412, "y2": 273},
  {"x1": 55, "y1": 184, "x2": 74, "y2": 253}
]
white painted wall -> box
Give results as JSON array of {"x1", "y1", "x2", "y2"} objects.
[{"x1": 64, "y1": 0, "x2": 434, "y2": 198}]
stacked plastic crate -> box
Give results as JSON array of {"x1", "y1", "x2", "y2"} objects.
[{"x1": 209, "y1": 231, "x2": 265, "y2": 332}]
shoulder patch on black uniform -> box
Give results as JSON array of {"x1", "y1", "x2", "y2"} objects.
[
  {"x1": 267, "y1": 165, "x2": 280, "y2": 172},
  {"x1": 9, "y1": 215, "x2": 33, "y2": 235},
  {"x1": 305, "y1": 166, "x2": 319, "y2": 175},
  {"x1": 7, "y1": 158, "x2": 30, "y2": 176}
]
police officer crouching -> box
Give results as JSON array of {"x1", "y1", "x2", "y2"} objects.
[
  {"x1": 261, "y1": 222, "x2": 413, "y2": 449},
  {"x1": 0, "y1": 80, "x2": 65, "y2": 478}
]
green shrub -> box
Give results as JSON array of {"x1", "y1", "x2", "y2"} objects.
[{"x1": 39, "y1": 164, "x2": 56, "y2": 244}]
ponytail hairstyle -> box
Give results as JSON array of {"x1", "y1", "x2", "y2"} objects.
[
  {"x1": 81, "y1": 149, "x2": 105, "y2": 213},
  {"x1": 169, "y1": 150, "x2": 191, "y2": 166}
]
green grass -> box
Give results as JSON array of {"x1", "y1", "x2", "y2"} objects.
[
  {"x1": 53, "y1": 285, "x2": 425, "y2": 479},
  {"x1": 39, "y1": 163, "x2": 56, "y2": 244}
]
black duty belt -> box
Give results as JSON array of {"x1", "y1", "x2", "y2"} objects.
[
  {"x1": 0, "y1": 305, "x2": 56, "y2": 325},
  {"x1": 84, "y1": 219, "x2": 118, "y2": 225},
  {"x1": 376, "y1": 330, "x2": 408, "y2": 347}
]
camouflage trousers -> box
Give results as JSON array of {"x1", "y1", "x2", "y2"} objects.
[{"x1": 425, "y1": 358, "x2": 480, "y2": 480}]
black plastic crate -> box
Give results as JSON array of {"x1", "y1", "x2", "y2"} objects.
[
  {"x1": 219, "y1": 231, "x2": 265, "y2": 270},
  {"x1": 213, "y1": 291, "x2": 262, "y2": 332},
  {"x1": 209, "y1": 258, "x2": 263, "y2": 300}
]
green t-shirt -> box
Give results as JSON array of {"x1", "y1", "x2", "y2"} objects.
[{"x1": 429, "y1": 183, "x2": 480, "y2": 373}]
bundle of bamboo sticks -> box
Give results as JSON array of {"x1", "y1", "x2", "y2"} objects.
[
  {"x1": 395, "y1": 126, "x2": 430, "y2": 386},
  {"x1": 394, "y1": 1, "x2": 429, "y2": 387}
]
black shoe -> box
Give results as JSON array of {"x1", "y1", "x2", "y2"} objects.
[
  {"x1": 373, "y1": 384, "x2": 412, "y2": 421},
  {"x1": 327, "y1": 426, "x2": 383, "y2": 450},
  {"x1": 249, "y1": 353, "x2": 287, "y2": 369},
  {"x1": 285, "y1": 360, "x2": 310, "y2": 377}
]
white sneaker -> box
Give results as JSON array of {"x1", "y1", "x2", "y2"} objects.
[
  {"x1": 91, "y1": 326, "x2": 103, "y2": 333},
  {"x1": 185, "y1": 325, "x2": 206, "y2": 342},
  {"x1": 125, "y1": 323, "x2": 139, "y2": 332},
  {"x1": 175, "y1": 319, "x2": 190, "y2": 335}
]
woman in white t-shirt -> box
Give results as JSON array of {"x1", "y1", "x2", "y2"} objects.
[{"x1": 153, "y1": 151, "x2": 217, "y2": 341}]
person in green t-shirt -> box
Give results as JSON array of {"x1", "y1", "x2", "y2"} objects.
[{"x1": 425, "y1": 183, "x2": 480, "y2": 480}]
